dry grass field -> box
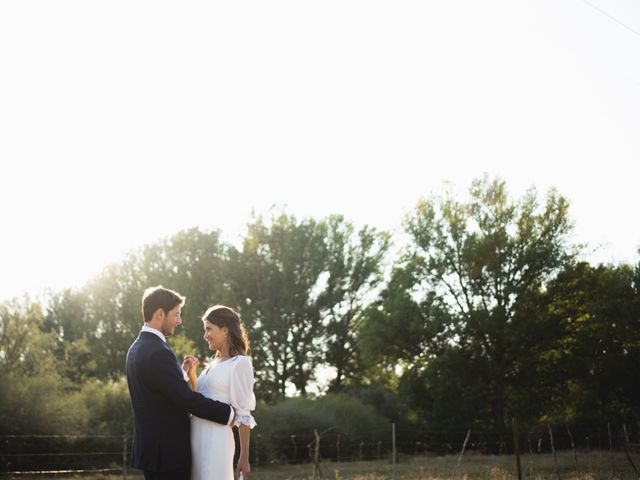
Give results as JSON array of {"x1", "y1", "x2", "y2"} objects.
[{"x1": 6, "y1": 450, "x2": 639, "y2": 479}]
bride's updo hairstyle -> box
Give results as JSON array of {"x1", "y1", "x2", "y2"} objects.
[{"x1": 202, "y1": 305, "x2": 250, "y2": 357}]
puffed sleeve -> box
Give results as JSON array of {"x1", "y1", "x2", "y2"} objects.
[{"x1": 230, "y1": 355, "x2": 257, "y2": 428}]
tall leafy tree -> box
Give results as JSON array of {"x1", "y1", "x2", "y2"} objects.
[
  {"x1": 540, "y1": 262, "x2": 640, "y2": 424},
  {"x1": 43, "y1": 289, "x2": 97, "y2": 382},
  {"x1": 320, "y1": 216, "x2": 391, "y2": 390},
  {"x1": 229, "y1": 213, "x2": 328, "y2": 400},
  {"x1": 72, "y1": 228, "x2": 229, "y2": 378},
  {"x1": 137, "y1": 228, "x2": 232, "y2": 355},
  {"x1": 363, "y1": 176, "x2": 577, "y2": 436},
  {"x1": 0, "y1": 296, "x2": 53, "y2": 375}
]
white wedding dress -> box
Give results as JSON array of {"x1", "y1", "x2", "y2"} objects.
[{"x1": 190, "y1": 355, "x2": 257, "y2": 480}]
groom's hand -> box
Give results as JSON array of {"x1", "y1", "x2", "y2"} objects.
[{"x1": 181, "y1": 356, "x2": 191, "y2": 373}]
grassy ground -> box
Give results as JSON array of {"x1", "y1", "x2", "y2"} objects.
[
  {"x1": 246, "y1": 451, "x2": 639, "y2": 480},
  {"x1": 5, "y1": 451, "x2": 639, "y2": 479}
]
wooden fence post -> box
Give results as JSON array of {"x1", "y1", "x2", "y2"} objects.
[
  {"x1": 312, "y1": 429, "x2": 324, "y2": 479},
  {"x1": 457, "y1": 429, "x2": 471, "y2": 467},
  {"x1": 608, "y1": 422, "x2": 615, "y2": 478},
  {"x1": 565, "y1": 423, "x2": 579, "y2": 474},
  {"x1": 392, "y1": 423, "x2": 396, "y2": 480},
  {"x1": 512, "y1": 418, "x2": 522, "y2": 480},
  {"x1": 291, "y1": 435, "x2": 297, "y2": 463},
  {"x1": 548, "y1": 424, "x2": 561, "y2": 480},
  {"x1": 621, "y1": 424, "x2": 640, "y2": 477},
  {"x1": 122, "y1": 432, "x2": 128, "y2": 480}
]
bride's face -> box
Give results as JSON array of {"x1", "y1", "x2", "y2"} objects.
[{"x1": 202, "y1": 320, "x2": 228, "y2": 351}]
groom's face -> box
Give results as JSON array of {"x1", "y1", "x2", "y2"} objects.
[{"x1": 161, "y1": 305, "x2": 182, "y2": 337}]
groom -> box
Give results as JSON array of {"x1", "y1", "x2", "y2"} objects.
[{"x1": 126, "y1": 286, "x2": 234, "y2": 480}]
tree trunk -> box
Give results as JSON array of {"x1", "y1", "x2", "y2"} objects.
[{"x1": 491, "y1": 381, "x2": 506, "y2": 440}]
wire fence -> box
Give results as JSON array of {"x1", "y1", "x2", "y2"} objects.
[
  {"x1": 2, "y1": 421, "x2": 640, "y2": 478},
  {"x1": 1, "y1": 434, "x2": 127, "y2": 477}
]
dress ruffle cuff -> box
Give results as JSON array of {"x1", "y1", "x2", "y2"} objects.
[{"x1": 233, "y1": 414, "x2": 257, "y2": 429}]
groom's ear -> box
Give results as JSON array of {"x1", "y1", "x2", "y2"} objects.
[{"x1": 152, "y1": 308, "x2": 165, "y2": 322}]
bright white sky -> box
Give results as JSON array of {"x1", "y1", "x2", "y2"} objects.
[{"x1": 1, "y1": 0, "x2": 639, "y2": 303}]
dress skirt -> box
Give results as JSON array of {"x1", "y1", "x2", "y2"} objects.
[{"x1": 190, "y1": 416, "x2": 235, "y2": 480}]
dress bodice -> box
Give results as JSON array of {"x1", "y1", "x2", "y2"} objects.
[
  {"x1": 197, "y1": 357, "x2": 234, "y2": 403},
  {"x1": 197, "y1": 355, "x2": 257, "y2": 425}
]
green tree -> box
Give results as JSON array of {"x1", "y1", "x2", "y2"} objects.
[
  {"x1": 0, "y1": 297, "x2": 89, "y2": 435},
  {"x1": 73, "y1": 227, "x2": 229, "y2": 378},
  {"x1": 319, "y1": 216, "x2": 391, "y2": 391},
  {"x1": 156, "y1": 228, "x2": 232, "y2": 353},
  {"x1": 540, "y1": 262, "x2": 640, "y2": 424},
  {"x1": 229, "y1": 212, "x2": 328, "y2": 400},
  {"x1": 0, "y1": 296, "x2": 55, "y2": 375},
  {"x1": 83, "y1": 262, "x2": 137, "y2": 379},
  {"x1": 44, "y1": 289, "x2": 97, "y2": 382},
  {"x1": 362, "y1": 176, "x2": 577, "y2": 437}
]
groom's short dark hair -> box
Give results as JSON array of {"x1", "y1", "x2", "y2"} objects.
[{"x1": 142, "y1": 286, "x2": 185, "y2": 322}]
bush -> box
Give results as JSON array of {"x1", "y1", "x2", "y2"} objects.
[
  {"x1": 0, "y1": 371, "x2": 88, "y2": 435},
  {"x1": 251, "y1": 394, "x2": 390, "y2": 464},
  {"x1": 78, "y1": 377, "x2": 132, "y2": 435}
]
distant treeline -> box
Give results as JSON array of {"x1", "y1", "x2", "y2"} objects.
[{"x1": 1, "y1": 175, "x2": 639, "y2": 450}]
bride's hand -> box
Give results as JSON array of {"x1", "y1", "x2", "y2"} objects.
[
  {"x1": 181, "y1": 355, "x2": 199, "y2": 375},
  {"x1": 236, "y1": 457, "x2": 250, "y2": 479},
  {"x1": 188, "y1": 356, "x2": 200, "y2": 375}
]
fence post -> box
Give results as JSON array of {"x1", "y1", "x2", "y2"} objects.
[
  {"x1": 548, "y1": 425, "x2": 561, "y2": 480},
  {"x1": 377, "y1": 441, "x2": 382, "y2": 461},
  {"x1": 122, "y1": 432, "x2": 128, "y2": 480},
  {"x1": 512, "y1": 418, "x2": 522, "y2": 480},
  {"x1": 291, "y1": 435, "x2": 298, "y2": 463},
  {"x1": 392, "y1": 423, "x2": 396, "y2": 480},
  {"x1": 457, "y1": 429, "x2": 471, "y2": 467},
  {"x1": 336, "y1": 434, "x2": 340, "y2": 462},
  {"x1": 312, "y1": 429, "x2": 324, "y2": 479},
  {"x1": 608, "y1": 422, "x2": 615, "y2": 478},
  {"x1": 621, "y1": 424, "x2": 640, "y2": 477},
  {"x1": 565, "y1": 423, "x2": 579, "y2": 474}
]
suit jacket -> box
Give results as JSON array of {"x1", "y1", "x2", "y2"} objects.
[{"x1": 125, "y1": 331, "x2": 232, "y2": 472}]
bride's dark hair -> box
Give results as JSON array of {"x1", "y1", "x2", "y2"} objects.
[{"x1": 202, "y1": 305, "x2": 250, "y2": 358}]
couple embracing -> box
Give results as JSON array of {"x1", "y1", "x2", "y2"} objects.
[{"x1": 125, "y1": 286, "x2": 256, "y2": 480}]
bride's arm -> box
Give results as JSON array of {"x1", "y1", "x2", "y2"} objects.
[
  {"x1": 231, "y1": 356, "x2": 257, "y2": 478},
  {"x1": 187, "y1": 367, "x2": 198, "y2": 391},
  {"x1": 236, "y1": 425, "x2": 251, "y2": 478}
]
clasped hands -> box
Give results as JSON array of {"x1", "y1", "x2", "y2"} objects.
[{"x1": 181, "y1": 354, "x2": 200, "y2": 377}]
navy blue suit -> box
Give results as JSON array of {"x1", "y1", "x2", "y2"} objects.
[{"x1": 126, "y1": 331, "x2": 231, "y2": 477}]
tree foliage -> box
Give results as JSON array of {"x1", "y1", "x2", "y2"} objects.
[
  {"x1": 1, "y1": 177, "x2": 639, "y2": 448},
  {"x1": 361, "y1": 176, "x2": 578, "y2": 437}
]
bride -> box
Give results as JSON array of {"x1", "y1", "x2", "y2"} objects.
[{"x1": 183, "y1": 305, "x2": 257, "y2": 480}]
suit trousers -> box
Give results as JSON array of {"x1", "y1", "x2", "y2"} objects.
[{"x1": 143, "y1": 466, "x2": 190, "y2": 480}]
